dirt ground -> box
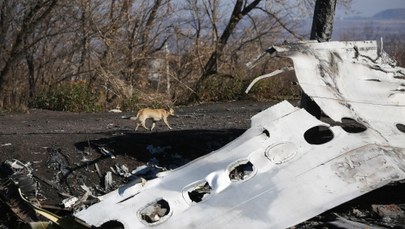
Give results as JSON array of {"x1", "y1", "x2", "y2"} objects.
[
  {"x1": 0, "y1": 100, "x2": 275, "y2": 197},
  {"x1": 0, "y1": 100, "x2": 404, "y2": 228}
]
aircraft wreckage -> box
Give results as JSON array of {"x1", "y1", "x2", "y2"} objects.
[
  {"x1": 72, "y1": 40, "x2": 405, "y2": 228},
  {"x1": 5, "y1": 40, "x2": 405, "y2": 228}
]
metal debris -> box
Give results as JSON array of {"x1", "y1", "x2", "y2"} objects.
[
  {"x1": 372, "y1": 204, "x2": 405, "y2": 226},
  {"x1": 74, "y1": 40, "x2": 405, "y2": 228},
  {"x1": 329, "y1": 215, "x2": 386, "y2": 229},
  {"x1": 146, "y1": 144, "x2": 171, "y2": 155},
  {"x1": 19, "y1": 188, "x2": 93, "y2": 229},
  {"x1": 104, "y1": 171, "x2": 114, "y2": 192},
  {"x1": 72, "y1": 185, "x2": 97, "y2": 212},
  {"x1": 98, "y1": 146, "x2": 116, "y2": 159},
  {"x1": 129, "y1": 164, "x2": 163, "y2": 180},
  {"x1": 108, "y1": 108, "x2": 122, "y2": 113},
  {"x1": 46, "y1": 148, "x2": 71, "y2": 182},
  {"x1": 62, "y1": 196, "x2": 79, "y2": 209},
  {"x1": 94, "y1": 163, "x2": 102, "y2": 178},
  {"x1": 111, "y1": 164, "x2": 131, "y2": 177},
  {"x1": 245, "y1": 67, "x2": 294, "y2": 94},
  {"x1": 0, "y1": 159, "x2": 40, "y2": 223}
]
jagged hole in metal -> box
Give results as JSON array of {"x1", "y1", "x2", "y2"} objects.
[
  {"x1": 99, "y1": 220, "x2": 124, "y2": 229},
  {"x1": 341, "y1": 117, "x2": 367, "y2": 133},
  {"x1": 262, "y1": 129, "x2": 270, "y2": 137},
  {"x1": 187, "y1": 182, "x2": 212, "y2": 203},
  {"x1": 304, "y1": 125, "x2": 334, "y2": 145},
  {"x1": 139, "y1": 199, "x2": 171, "y2": 224},
  {"x1": 228, "y1": 161, "x2": 255, "y2": 182},
  {"x1": 397, "y1": 123, "x2": 405, "y2": 133}
]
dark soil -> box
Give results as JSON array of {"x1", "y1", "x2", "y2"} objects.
[
  {"x1": 0, "y1": 101, "x2": 275, "y2": 201},
  {"x1": 0, "y1": 100, "x2": 404, "y2": 228}
]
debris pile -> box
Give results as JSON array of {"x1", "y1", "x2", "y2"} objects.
[
  {"x1": 73, "y1": 40, "x2": 405, "y2": 229},
  {"x1": 0, "y1": 40, "x2": 404, "y2": 229},
  {"x1": 0, "y1": 160, "x2": 39, "y2": 224},
  {"x1": 0, "y1": 139, "x2": 189, "y2": 228}
]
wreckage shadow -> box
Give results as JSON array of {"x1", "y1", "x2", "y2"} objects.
[{"x1": 74, "y1": 128, "x2": 246, "y2": 167}]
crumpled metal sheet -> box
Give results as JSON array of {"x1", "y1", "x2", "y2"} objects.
[
  {"x1": 0, "y1": 160, "x2": 40, "y2": 223},
  {"x1": 74, "y1": 41, "x2": 405, "y2": 228}
]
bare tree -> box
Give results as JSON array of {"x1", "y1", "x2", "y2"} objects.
[
  {"x1": 300, "y1": 0, "x2": 337, "y2": 119},
  {"x1": 0, "y1": 0, "x2": 57, "y2": 108},
  {"x1": 186, "y1": 0, "x2": 305, "y2": 101},
  {"x1": 0, "y1": 0, "x2": 354, "y2": 110},
  {"x1": 202, "y1": 0, "x2": 262, "y2": 77}
]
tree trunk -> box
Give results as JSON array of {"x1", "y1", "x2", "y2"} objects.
[
  {"x1": 300, "y1": 0, "x2": 337, "y2": 118},
  {"x1": 310, "y1": 0, "x2": 337, "y2": 41},
  {"x1": 191, "y1": 0, "x2": 262, "y2": 103},
  {"x1": 202, "y1": 0, "x2": 262, "y2": 78},
  {"x1": 26, "y1": 51, "x2": 36, "y2": 99},
  {"x1": 141, "y1": 0, "x2": 162, "y2": 51},
  {"x1": 0, "y1": 0, "x2": 57, "y2": 107}
]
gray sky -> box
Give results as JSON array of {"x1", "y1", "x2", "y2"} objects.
[{"x1": 339, "y1": 0, "x2": 405, "y2": 17}]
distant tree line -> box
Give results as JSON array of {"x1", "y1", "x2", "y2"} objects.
[{"x1": 1, "y1": 0, "x2": 354, "y2": 111}]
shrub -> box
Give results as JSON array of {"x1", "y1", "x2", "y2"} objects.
[
  {"x1": 121, "y1": 93, "x2": 141, "y2": 112},
  {"x1": 31, "y1": 82, "x2": 101, "y2": 112},
  {"x1": 196, "y1": 74, "x2": 246, "y2": 102},
  {"x1": 247, "y1": 72, "x2": 300, "y2": 101}
]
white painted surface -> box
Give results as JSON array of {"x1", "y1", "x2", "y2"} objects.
[{"x1": 75, "y1": 41, "x2": 405, "y2": 228}]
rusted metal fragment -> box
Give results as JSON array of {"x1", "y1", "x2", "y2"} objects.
[{"x1": 74, "y1": 41, "x2": 405, "y2": 229}]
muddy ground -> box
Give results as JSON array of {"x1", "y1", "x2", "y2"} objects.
[{"x1": 0, "y1": 100, "x2": 404, "y2": 228}]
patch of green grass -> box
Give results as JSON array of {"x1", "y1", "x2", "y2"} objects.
[
  {"x1": 196, "y1": 74, "x2": 246, "y2": 102},
  {"x1": 121, "y1": 93, "x2": 141, "y2": 112},
  {"x1": 31, "y1": 82, "x2": 101, "y2": 112}
]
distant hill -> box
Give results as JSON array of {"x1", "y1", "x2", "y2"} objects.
[{"x1": 372, "y1": 8, "x2": 405, "y2": 20}]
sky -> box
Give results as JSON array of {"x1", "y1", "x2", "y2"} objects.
[{"x1": 338, "y1": 0, "x2": 405, "y2": 17}]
